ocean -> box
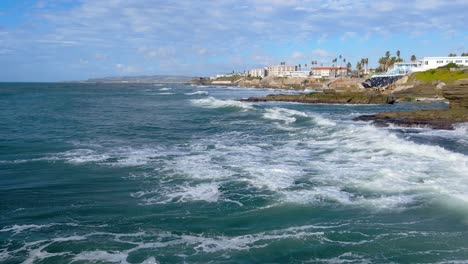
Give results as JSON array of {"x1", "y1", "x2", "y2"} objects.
[{"x1": 0, "y1": 83, "x2": 467, "y2": 263}]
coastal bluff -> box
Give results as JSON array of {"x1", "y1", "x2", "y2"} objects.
[
  {"x1": 354, "y1": 79, "x2": 468, "y2": 130},
  {"x1": 443, "y1": 79, "x2": 468, "y2": 109}
]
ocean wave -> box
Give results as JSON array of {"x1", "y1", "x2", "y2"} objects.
[
  {"x1": 184, "y1": 91, "x2": 208, "y2": 96},
  {"x1": 263, "y1": 107, "x2": 308, "y2": 124},
  {"x1": 159, "y1": 87, "x2": 172, "y2": 91},
  {"x1": 190, "y1": 97, "x2": 253, "y2": 110},
  {"x1": 135, "y1": 183, "x2": 221, "y2": 205},
  {"x1": 1, "y1": 220, "x2": 465, "y2": 263},
  {"x1": 149, "y1": 112, "x2": 468, "y2": 211},
  {"x1": 45, "y1": 146, "x2": 169, "y2": 167}
]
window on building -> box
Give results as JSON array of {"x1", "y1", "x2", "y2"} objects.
[{"x1": 425, "y1": 61, "x2": 428, "y2": 65}]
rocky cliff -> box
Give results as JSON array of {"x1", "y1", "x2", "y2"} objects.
[{"x1": 443, "y1": 79, "x2": 468, "y2": 109}]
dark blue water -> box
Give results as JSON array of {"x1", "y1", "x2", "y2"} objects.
[{"x1": 1, "y1": 83, "x2": 467, "y2": 263}]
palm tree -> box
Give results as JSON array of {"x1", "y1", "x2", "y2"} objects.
[
  {"x1": 385, "y1": 51, "x2": 390, "y2": 60},
  {"x1": 339, "y1": 55, "x2": 342, "y2": 68},
  {"x1": 298, "y1": 64, "x2": 301, "y2": 70},
  {"x1": 396, "y1": 50, "x2": 400, "y2": 59},
  {"x1": 356, "y1": 62, "x2": 362, "y2": 77},
  {"x1": 411, "y1": 55, "x2": 417, "y2": 62},
  {"x1": 378, "y1": 57, "x2": 387, "y2": 71},
  {"x1": 448, "y1": 53, "x2": 457, "y2": 57}
]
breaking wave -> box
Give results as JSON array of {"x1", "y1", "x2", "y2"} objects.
[{"x1": 190, "y1": 97, "x2": 253, "y2": 110}]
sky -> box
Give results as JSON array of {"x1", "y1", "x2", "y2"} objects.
[{"x1": 0, "y1": 0, "x2": 467, "y2": 82}]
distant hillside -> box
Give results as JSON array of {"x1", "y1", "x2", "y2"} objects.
[{"x1": 85, "y1": 75, "x2": 194, "y2": 83}]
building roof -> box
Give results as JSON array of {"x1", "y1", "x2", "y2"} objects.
[
  {"x1": 312, "y1": 66, "x2": 347, "y2": 70},
  {"x1": 266, "y1": 65, "x2": 296, "y2": 68}
]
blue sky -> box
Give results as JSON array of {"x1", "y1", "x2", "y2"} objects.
[{"x1": 0, "y1": 0, "x2": 467, "y2": 81}]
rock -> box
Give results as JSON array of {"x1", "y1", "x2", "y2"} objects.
[
  {"x1": 436, "y1": 82, "x2": 446, "y2": 90},
  {"x1": 240, "y1": 92, "x2": 396, "y2": 105},
  {"x1": 443, "y1": 79, "x2": 468, "y2": 109},
  {"x1": 353, "y1": 109, "x2": 468, "y2": 130}
]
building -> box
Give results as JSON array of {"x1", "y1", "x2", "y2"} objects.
[
  {"x1": 388, "y1": 56, "x2": 468, "y2": 75},
  {"x1": 389, "y1": 62, "x2": 421, "y2": 75},
  {"x1": 248, "y1": 69, "x2": 266, "y2": 78},
  {"x1": 417, "y1": 56, "x2": 468, "y2": 71},
  {"x1": 283, "y1": 71, "x2": 311, "y2": 78},
  {"x1": 265, "y1": 65, "x2": 297, "y2": 77},
  {"x1": 311, "y1": 66, "x2": 348, "y2": 78}
]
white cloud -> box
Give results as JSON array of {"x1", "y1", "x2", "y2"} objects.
[
  {"x1": 312, "y1": 49, "x2": 333, "y2": 58},
  {"x1": 197, "y1": 48, "x2": 208, "y2": 56},
  {"x1": 292, "y1": 51, "x2": 304, "y2": 59},
  {"x1": 317, "y1": 34, "x2": 328, "y2": 44},
  {"x1": 137, "y1": 47, "x2": 176, "y2": 59},
  {"x1": 37, "y1": 39, "x2": 79, "y2": 45},
  {"x1": 0, "y1": 49, "x2": 12, "y2": 55},
  {"x1": 115, "y1": 63, "x2": 137, "y2": 73},
  {"x1": 94, "y1": 53, "x2": 107, "y2": 60},
  {"x1": 341, "y1": 31, "x2": 357, "y2": 41}
]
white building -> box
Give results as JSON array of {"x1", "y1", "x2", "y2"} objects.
[
  {"x1": 389, "y1": 62, "x2": 421, "y2": 75},
  {"x1": 248, "y1": 69, "x2": 266, "y2": 78},
  {"x1": 389, "y1": 56, "x2": 468, "y2": 75},
  {"x1": 418, "y1": 56, "x2": 468, "y2": 71},
  {"x1": 283, "y1": 71, "x2": 311, "y2": 78},
  {"x1": 311, "y1": 66, "x2": 348, "y2": 78},
  {"x1": 265, "y1": 65, "x2": 297, "y2": 77}
]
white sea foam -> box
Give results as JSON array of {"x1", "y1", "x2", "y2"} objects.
[
  {"x1": 150, "y1": 109, "x2": 468, "y2": 211},
  {"x1": 157, "y1": 92, "x2": 174, "y2": 95},
  {"x1": 263, "y1": 107, "x2": 308, "y2": 124},
  {"x1": 190, "y1": 97, "x2": 253, "y2": 110},
  {"x1": 48, "y1": 146, "x2": 168, "y2": 167},
  {"x1": 185, "y1": 91, "x2": 208, "y2": 96},
  {"x1": 73, "y1": 250, "x2": 131, "y2": 264},
  {"x1": 140, "y1": 183, "x2": 220, "y2": 205},
  {"x1": 159, "y1": 87, "x2": 172, "y2": 91}
]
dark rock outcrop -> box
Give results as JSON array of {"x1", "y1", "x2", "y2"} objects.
[
  {"x1": 354, "y1": 79, "x2": 468, "y2": 130},
  {"x1": 443, "y1": 79, "x2": 468, "y2": 109},
  {"x1": 241, "y1": 92, "x2": 396, "y2": 105},
  {"x1": 354, "y1": 109, "x2": 468, "y2": 130}
]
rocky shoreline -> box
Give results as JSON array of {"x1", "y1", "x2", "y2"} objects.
[
  {"x1": 354, "y1": 79, "x2": 468, "y2": 130},
  {"x1": 354, "y1": 109, "x2": 467, "y2": 130},
  {"x1": 241, "y1": 92, "x2": 396, "y2": 105},
  {"x1": 238, "y1": 79, "x2": 468, "y2": 130}
]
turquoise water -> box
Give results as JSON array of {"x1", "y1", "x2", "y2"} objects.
[{"x1": 1, "y1": 83, "x2": 467, "y2": 263}]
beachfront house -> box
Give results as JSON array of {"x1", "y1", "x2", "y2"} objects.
[
  {"x1": 388, "y1": 56, "x2": 468, "y2": 75},
  {"x1": 418, "y1": 56, "x2": 468, "y2": 71},
  {"x1": 389, "y1": 62, "x2": 422, "y2": 75}
]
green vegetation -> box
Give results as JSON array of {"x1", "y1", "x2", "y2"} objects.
[
  {"x1": 376, "y1": 50, "x2": 404, "y2": 72},
  {"x1": 245, "y1": 76, "x2": 262, "y2": 81},
  {"x1": 410, "y1": 68, "x2": 468, "y2": 83},
  {"x1": 214, "y1": 75, "x2": 243, "y2": 82}
]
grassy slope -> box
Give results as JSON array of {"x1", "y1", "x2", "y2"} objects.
[{"x1": 409, "y1": 68, "x2": 468, "y2": 83}]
